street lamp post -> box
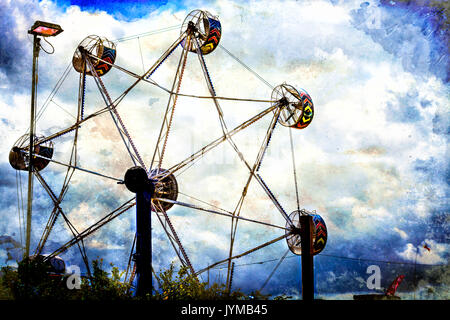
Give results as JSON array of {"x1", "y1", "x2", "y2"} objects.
[{"x1": 25, "y1": 21, "x2": 63, "y2": 259}]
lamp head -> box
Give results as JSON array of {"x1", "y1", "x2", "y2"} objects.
[{"x1": 29, "y1": 21, "x2": 63, "y2": 37}]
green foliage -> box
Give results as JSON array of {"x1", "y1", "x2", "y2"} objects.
[
  {"x1": 1, "y1": 256, "x2": 69, "y2": 300},
  {"x1": 0, "y1": 267, "x2": 16, "y2": 300},
  {"x1": 0, "y1": 259, "x2": 272, "y2": 300},
  {"x1": 77, "y1": 258, "x2": 132, "y2": 300},
  {"x1": 0, "y1": 257, "x2": 131, "y2": 300},
  {"x1": 152, "y1": 263, "x2": 247, "y2": 300}
]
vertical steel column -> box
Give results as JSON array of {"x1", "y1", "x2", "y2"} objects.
[
  {"x1": 300, "y1": 214, "x2": 314, "y2": 301},
  {"x1": 124, "y1": 166, "x2": 155, "y2": 297},
  {"x1": 135, "y1": 190, "x2": 153, "y2": 297},
  {"x1": 25, "y1": 34, "x2": 41, "y2": 259}
]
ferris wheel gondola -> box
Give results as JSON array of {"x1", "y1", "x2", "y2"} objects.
[
  {"x1": 9, "y1": 134, "x2": 54, "y2": 172},
  {"x1": 181, "y1": 10, "x2": 222, "y2": 55},
  {"x1": 72, "y1": 35, "x2": 117, "y2": 76}
]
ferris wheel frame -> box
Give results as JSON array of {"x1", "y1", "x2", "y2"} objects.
[{"x1": 10, "y1": 9, "x2": 327, "y2": 297}]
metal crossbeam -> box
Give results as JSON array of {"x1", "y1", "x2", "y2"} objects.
[
  {"x1": 150, "y1": 33, "x2": 191, "y2": 170},
  {"x1": 195, "y1": 234, "x2": 288, "y2": 276},
  {"x1": 154, "y1": 198, "x2": 288, "y2": 231},
  {"x1": 46, "y1": 198, "x2": 136, "y2": 259},
  {"x1": 152, "y1": 201, "x2": 196, "y2": 277}
]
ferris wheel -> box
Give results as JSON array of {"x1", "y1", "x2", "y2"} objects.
[{"x1": 10, "y1": 9, "x2": 327, "y2": 296}]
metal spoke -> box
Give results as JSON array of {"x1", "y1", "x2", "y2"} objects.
[
  {"x1": 226, "y1": 107, "x2": 281, "y2": 289},
  {"x1": 289, "y1": 127, "x2": 301, "y2": 212},
  {"x1": 20, "y1": 150, "x2": 122, "y2": 182},
  {"x1": 195, "y1": 233, "x2": 288, "y2": 276},
  {"x1": 150, "y1": 33, "x2": 191, "y2": 170},
  {"x1": 46, "y1": 197, "x2": 136, "y2": 259},
  {"x1": 156, "y1": 104, "x2": 278, "y2": 179},
  {"x1": 85, "y1": 55, "x2": 146, "y2": 170},
  {"x1": 33, "y1": 171, "x2": 92, "y2": 277},
  {"x1": 154, "y1": 198, "x2": 288, "y2": 231},
  {"x1": 108, "y1": 31, "x2": 187, "y2": 108},
  {"x1": 151, "y1": 201, "x2": 196, "y2": 277},
  {"x1": 85, "y1": 50, "x2": 276, "y2": 104},
  {"x1": 259, "y1": 249, "x2": 290, "y2": 292},
  {"x1": 255, "y1": 173, "x2": 294, "y2": 228}
]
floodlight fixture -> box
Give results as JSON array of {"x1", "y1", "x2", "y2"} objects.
[{"x1": 28, "y1": 20, "x2": 63, "y2": 37}]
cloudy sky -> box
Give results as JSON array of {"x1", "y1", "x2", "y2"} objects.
[{"x1": 0, "y1": 0, "x2": 448, "y2": 299}]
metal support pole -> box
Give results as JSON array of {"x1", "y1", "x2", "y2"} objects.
[
  {"x1": 300, "y1": 214, "x2": 314, "y2": 301},
  {"x1": 123, "y1": 166, "x2": 155, "y2": 297},
  {"x1": 25, "y1": 34, "x2": 40, "y2": 259},
  {"x1": 135, "y1": 190, "x2": 153, "y2": 297}
]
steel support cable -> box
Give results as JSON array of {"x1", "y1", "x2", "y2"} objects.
[
  {"x1": 137, "y1": 36, "x2": 145, "y2": 73},
  {"x1": 36, "y1": 74, "x2": 87, "y2": 255},
  {"x1": 35, "y1": 103, "x2": 116, "y2": 146},
  {"x1": 47, "y1": 198, "x2": 136, "y2": 259},
  {"x1": 34, "y1": 170, "x2": 68, "y2": 255},
  {"x1": 230, "y1": 109, "x2": 281, "y2": 234},
  {"x1": 178, "y1": 191, "x2": 234, "y2": 217},
  {"x1": 156, "y1": 104, "x2": 279, "y2": 181},
  {"x1": 226, "y1": 108, "x2": 282, "y2": 289},
  {"x1": 19, "y1": 150, "x2": 122, "y2": 182},
  {"x1": 219, "y1": 44, "x2": 274, "y2": 90},
  {"x1": 25, "y1": 68, "x2": 89, "y2": 259},
  {"x1": 85, "y1": 55, "x2": 147, "y2": 170},
  {"x1": 289, "y1": 128, "x2": 301, "y2": 212},
  {"x1": 34, "y1": 171, "x2": 92, "y2": 276},
  {"x1": 150, "y1": 33, "x2": 191, "y2": 171},
  {"x1": 34, "y1": 61, "x2": 73, "y2": 125},
  {"x1": 259, "y1": 248, "x2": 290, "y2": 292},
  {"x1": 15, "y1": 170, "x2": 24, "y2": 250},
  {"x1": 35, "y1": 155, "x2": 77, "y2": 249},
  {"x1": 193, "y1": 37, "x2": 252, "y2": 175},
  {"x1": 152, "y1": 201, "x2": 197, "y2": 277},
  {"x1": 85, "y1": 51, "x2": 276, "y2": 105},
  {"x1": 221, "y1": 252, "x2": 449, "y2": 270},
  {"x1": 195, "y1": 233, "x2": 289, "y2": 276},
  {"x1": 33, "y1": 171, "x2": 80, "y2": 241},
  {"x1": 255, "y1": 173, "x2": 294, "y2": 228},
  {"x1": 39, "y1": 63, "x2": 82, "y2": 122},
  {"x1": 109, "y1": 32, "x2": 187, "y2": 110},
  {"x1": 193, "y1": 37, "x2": 294, "y2": 231},
  {"x1": 124, "y1": 234, "x2": 136, "y2": 291},
  {"x1": 154, "y1": 198, "x2": 288, "y2": 231},
  {"x1": 113, "y1": 25, "x2": 182, "y2": 43},
  {"x1": 152, "y1": 207, "x2": 191, "y2": 273},
  {"x1": 48, "y1": 100, "x2": 77, "y2": 120}
]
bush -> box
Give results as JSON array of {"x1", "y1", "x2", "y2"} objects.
[
  {"x1": 152, "y1": 262, "x2": 269, "y2": 300},
  {"x1": 0, "y1": 259, "x2": 269, "y2": 300}
]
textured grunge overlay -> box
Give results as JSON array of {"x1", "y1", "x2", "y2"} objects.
[{"x1": 0, "y1": 0, "x2": 448, "y2": 299}]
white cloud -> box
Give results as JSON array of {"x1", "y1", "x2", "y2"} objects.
[
  {"x1": 397, "y1": 240, "x2": 447, "y2": 265},
  {"x1": 393, "y1": 227, "x2": 408, "y2": 240}
]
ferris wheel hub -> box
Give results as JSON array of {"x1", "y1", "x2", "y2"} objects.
[
  {"x1": 149, "y1": 168, "x2": 178, "y2": 212},
  {"x1": 124, "y1": 166, "x2": 155, "y2": 194}
]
